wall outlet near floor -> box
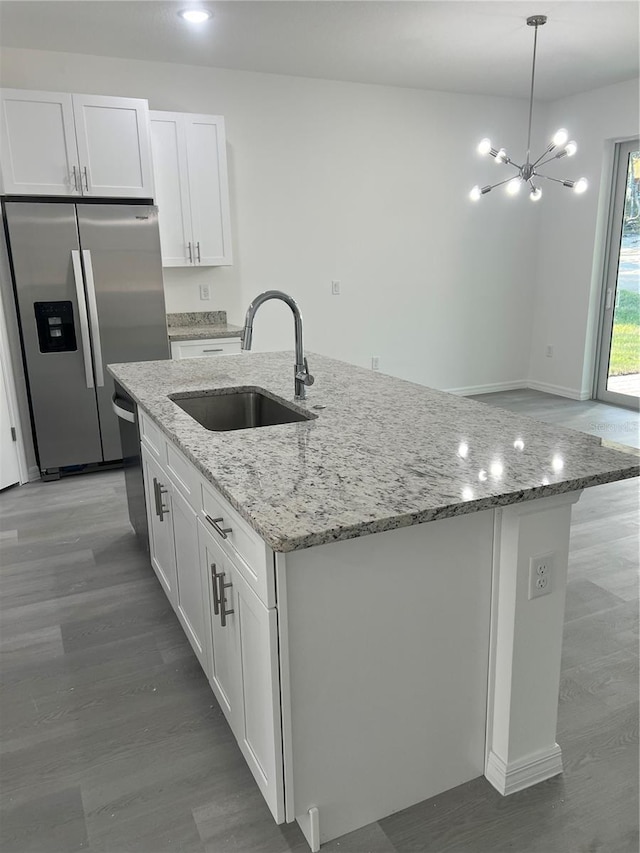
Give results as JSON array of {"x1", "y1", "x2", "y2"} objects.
[
  {"x1": 528, "y1": 553, "x2": 554, "y2": 599},
  {"x1": 545, "y1": 345, "x2": 554, "y2": 358},
  {"x1": 371, "y1": 356, "x2": 380, "y2": 371},
  {"x1": 331, "y1": 280, "x2": 341, "y2": 295},
  {"x1": 199, "y1": 284, "x2": 211, "y2": 301}
]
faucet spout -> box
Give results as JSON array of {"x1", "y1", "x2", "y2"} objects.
[{"x1": 241, "y1": 290, "x2": 314, "y2": 400}]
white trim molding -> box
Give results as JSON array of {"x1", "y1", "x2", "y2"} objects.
[
  {"x1": 486, "y1": 744, "x2": 563, "y2": 796},
  {"x1": 445, "y1": 380, "x2": 528, "y2": 396},
  {"x1": 527, "y1": 379, "x2": 591, "y2": 401}
]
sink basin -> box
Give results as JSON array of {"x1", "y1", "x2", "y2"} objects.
[{"x1": 170, "y1": 388, "x2": 316, "y2": 432}]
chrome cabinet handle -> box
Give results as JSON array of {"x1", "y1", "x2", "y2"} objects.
[
  {"x1": 205, "y1": 514, "x2": 232, "y2": 539},
  {"x1": 196, "y1": 241, "x2": 201, "y2": 263},
  {"x1": 82, "y1": 166, "x2": 89, "y2": 191},
  {"x1": 71, "y1": 165, "x2": 79, "y2": 192},
  {"x1": 82, "y1": 250, "x2": 104, "y2": 387},
  {"x1": 70, "y1": 250, "x2": 94, "y2": 389},
  {"x1": 187, "y1": 242, "x2": 193, "y2": 263},
  {"x1": 202, "y1": 348, "x2": 224, "y2": 354},
  {"x1": 211, "y1": 563, "x2": 221, "y2": 615},
  {"x1": 157, "y1": 482, "x2": 169, "y2": 521},
  {"x1": 218, "y1": 571, "x2": 234, "y2": 627},
  {"x1": 152, "y1": 477, "x2": 160, "y2": 517}
]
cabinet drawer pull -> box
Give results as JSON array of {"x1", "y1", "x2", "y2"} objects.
[
  {"x1": 71, "y1": 165, "x2": 79, "y2": 192},
  {"x1": 218, "y1": 571, "x2": 234, "y2": 627},
  {"x1": 82, "y1": 165, "x2": 89, "y2": 191},
  {"x1": 196, "y1": 241, "x2": 201, "y2": 263},
  {"x1": 211, "y1": 563, "x2": 221, "y2": 615},
  {"x1": 187, "y1": 241, "x2": 193, "y2": 263},
  {"x1": 202, "y1": 348, "x2": 224, "y2": 353},
  {"x1": 205, "y1": 513, "x2": 232, "y2": 539}
]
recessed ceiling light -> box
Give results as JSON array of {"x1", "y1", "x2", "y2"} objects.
[{"x1": 178, "y1": 9, "x2": 212, "y2": 24}]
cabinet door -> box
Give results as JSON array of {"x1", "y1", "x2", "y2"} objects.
[
  {"x1": 197, "y1": 518, "x2": 240, "y2": 723},
  {"x1": 141, "y1": 445, "x2": 177, "y2": 603},
  {"x1": 0, "y1": 89, "x2": 80, "y2": 195},
  {"x1": 72, "y1": 94, "x2": 154, "y2": 198},
  {"x1": 172, "y1": 487, "x2": 209, "y2": 673},
  {"x1": 184, "y1": 115, "x2": 233, "y2": 266},
  {"x1": 232, "y1": 567, "x2": 285, "y2": 823},
  {"x1": 149, "y1": 112, "x2": 193, "y2": 266}
]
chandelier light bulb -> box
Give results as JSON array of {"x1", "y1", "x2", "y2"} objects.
[
  {"x1": 477, "y1": 138, "x2": 492, "y2": 155},
  {"x1": 573, "y1": 177, "x2": 588, "y2": 194},
  {"x1": 530, "y1": 186, "x2": 542, "y2": 201},
  {"x1": 552, "y1": 128, "x2": 569, "y2": 147},
  {"x1": 178, "y1": 8, "x2": 212, "y2": 23},
  {"x1": 565, "y1": 140, "x2": 577, "y2": 156},
  {"x1": 495, "y1": 148, "x2": 507, "y2": 164},
  {"x1": 506, "y1": 178, "x2": 521, "y2": 195},
  {"x1": 469, "y1": 185, "x2": 482, "y2": 201}
]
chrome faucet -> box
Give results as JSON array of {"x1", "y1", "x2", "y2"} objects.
[{"x1": 241, "y1": 290, "x2": 315, "y2": 400}]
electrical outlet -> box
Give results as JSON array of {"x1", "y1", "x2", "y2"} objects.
[
  {"x1": 199, "y1": 284, "x2": 211, "y2": 301},
  {"x1": 545, "y1": 345, "x2": 553, "y2": 358},
  {"x1": 528, "y1": 553, "x2": 554, "y2": 600},
  {"x1": 331, "y1": 280, "x2": 341, "y2": 295},
  {"x1": 371, "y1": 356, "x2": 380, "y2": 371}
]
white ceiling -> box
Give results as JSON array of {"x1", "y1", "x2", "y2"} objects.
[{"x1": 0, "y1": 1, "x2": 638, "y2": 101}]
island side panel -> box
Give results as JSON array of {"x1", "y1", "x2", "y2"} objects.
[
  {"x1": 485, "y1": 491, "x2": 582, "y2": 795},
  {"x1": 283, "y1": 510, "x2": 494, "y2": 846}
]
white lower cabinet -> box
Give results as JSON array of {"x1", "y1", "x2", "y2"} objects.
[
  {"x1": 170, "y1": 337, "x2": 242, "y2": 360},
  {"x1": 198, "y1": 517, "x2": 284, "y2": 820},
  {"x1": 171, "y1": 487, "x2": 209, "y2": 673},
  {"x1": 141, "y1": 426, "x2": 284, "y2": 824},
  {"x1": 141, "y1": 444, "x2": 177, "y2": 601}
]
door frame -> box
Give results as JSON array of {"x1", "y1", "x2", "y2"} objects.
[{"x1": 594, "y1": 138, "x2": 640, "y2": 410}]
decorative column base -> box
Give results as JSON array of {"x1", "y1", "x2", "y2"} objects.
[{"x1": 486, "y1": 743, "x2": 563, "y2": 795}]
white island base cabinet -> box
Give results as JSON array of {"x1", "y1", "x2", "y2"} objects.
[{"x1": 137, "y1": 411, "x2": 582, "y2": 850}]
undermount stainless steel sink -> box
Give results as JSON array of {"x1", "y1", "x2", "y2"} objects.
[{"x1": 169, "y1": 388, "x2": 316, "y2": 432}]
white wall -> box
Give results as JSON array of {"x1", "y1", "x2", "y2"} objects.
[
  {"x1": 528, "y1": 78, "x2": 639, "y2": 399},
  {"x1": 0, "y1": 46, "x2": 543, "y2": 393}
]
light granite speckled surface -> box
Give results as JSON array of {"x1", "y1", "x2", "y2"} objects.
[
  {"x1": 166, "y1": 311, "x2": 243, "y2": 342},
  {"x1": 108, "y1": 352, "x2": 639, "y2": 552}
]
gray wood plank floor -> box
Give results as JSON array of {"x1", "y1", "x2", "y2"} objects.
[{"x1": 1, "y1": 389, "x2": 638, "y2": 853}]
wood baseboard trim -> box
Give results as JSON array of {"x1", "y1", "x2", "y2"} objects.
[{"x1": 485, "y1": 744, "x2": 563, "y2": 796}]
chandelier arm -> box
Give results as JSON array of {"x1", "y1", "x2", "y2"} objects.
[
  {"x1": 535, "y1": 155, "x2": 561, "y2": 169},
  {"x1": 536, "y1": 173, "x2": 569, "y2": 185},
  {"x1": 525, "y1": 21, "x2": 540, "y2": 166},
  {"x1": 531, "y1": 147, "x2": 554, "y2": 168},
  {"x1": 486, "y1": 175, "x2": 522, "y2": 192}
]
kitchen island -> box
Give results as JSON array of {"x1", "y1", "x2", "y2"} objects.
[{"x1": 109, "y1": 352, "x2": 638, "y2": 850}]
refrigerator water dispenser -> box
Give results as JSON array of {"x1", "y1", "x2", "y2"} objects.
[{"x1": 34, "y1": 301, "x2": 77, "y2": 353}]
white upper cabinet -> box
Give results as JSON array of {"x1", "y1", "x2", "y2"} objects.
[
  {"x1": 0, "y1": 89, "x2": 79, "y2": 195},
  {"x1": 72, "y1": 94, "x2": 154, "y2": 197},
  {"x1": 150, "y1": 111, "x2": 233, "y2": 267},
  {"x1": 0, "y1": 88, "x2": 154, "y2": 198}
]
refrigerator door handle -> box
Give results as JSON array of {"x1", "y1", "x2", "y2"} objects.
[
  {"x1": 82, "y1": 249, "x2": 105, "y2": 388},
  {"x1": 71, "y1": 250, "x2": 95, "y2": 389}
]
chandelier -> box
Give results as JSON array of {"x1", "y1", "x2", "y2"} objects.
[{"x1": 470, "y1": 15, "x2": 588, "y2": 202}]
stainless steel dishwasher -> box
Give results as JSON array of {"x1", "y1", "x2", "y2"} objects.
[{"x1": 112, "y1": 382, "x2": 148, "y2": 550}]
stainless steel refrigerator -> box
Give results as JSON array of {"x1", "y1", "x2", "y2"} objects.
[{"x1": 4, "y1": 201, "x2": 169, "y2": 477}]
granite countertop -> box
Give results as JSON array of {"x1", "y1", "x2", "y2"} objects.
[
  {"x1": 166, "y1": 310, "x2": 243, "y2": 342},
  {"x1": 108, "y1": 352, "x2": 639, "y2": 552}
]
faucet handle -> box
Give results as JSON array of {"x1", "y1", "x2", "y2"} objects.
[{"x1": 296, "y1": 358, "x2": 315, "y2": 387}]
